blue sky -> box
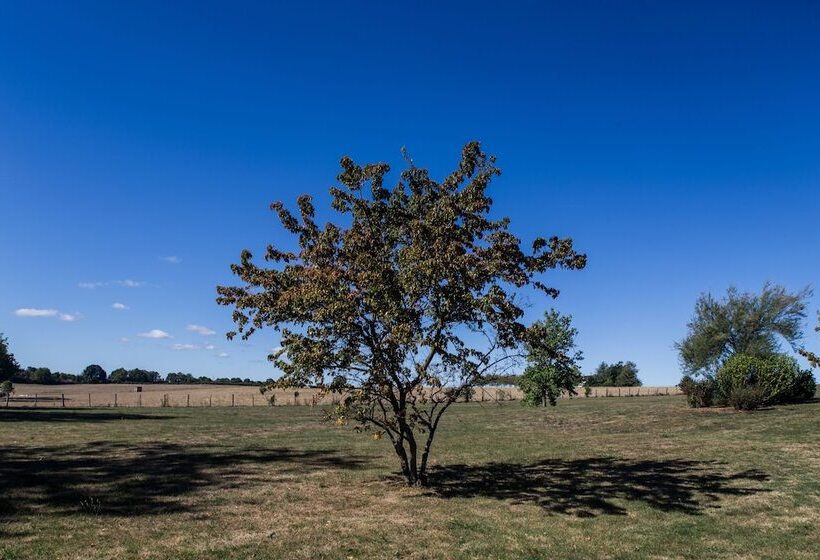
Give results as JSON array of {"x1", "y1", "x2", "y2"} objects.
[{"x1": 1, "y1": 1, "x2": 819, "y2": 384}]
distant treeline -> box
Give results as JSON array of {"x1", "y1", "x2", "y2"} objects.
[
  {"x1": 479, "y1": 361, "x2": 642, "y2": 388},
  {"x1": 11, "y1": 365, "x2": 268, "y2": 386}
]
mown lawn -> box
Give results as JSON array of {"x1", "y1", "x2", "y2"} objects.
[{"x1": 0, "y1": 396, "x2": 818, "y2": 559}]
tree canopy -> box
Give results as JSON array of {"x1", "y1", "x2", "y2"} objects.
[
  {"x1": 217, "y1": 142, "x2": 586, "y2": 485},
  {"x1": 519, "y1": 310, "x2": 583, "y2": 406},
  {"x1": 799, "y1": 312, "x2": 820, "y2": 368},
  {"x1": 0, "y1": 333, "x2": 20, "y2": 382},
  {"x1": 81, "y1": 364, "x2": 107, "y2": 383},
  {"x1": 585, "y1": 361, "x2": 641, "y2": 387},
  {"x1": 676, "y1": 283, "x2": 810, "y2": 377}
]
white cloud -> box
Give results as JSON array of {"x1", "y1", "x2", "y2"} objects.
[
  {"x1": 78, "y1": 282, "x2": 104, "y2": 289},
  {"x1": 172, "y1": 343, "x2": 200, "y2": 351},
  {"x1": 59, "y1": 313, "x2": 78, "y2": 321},
  {"x1": 204, "y1": 344, "x2": 216, "y2": 351},
  {"x1": 116, "y1": 279, "x2": 145, "y2": 288},
  {"x1": 186, "y1": 324, "x2": 216, "y2": 336},
  {"x1": 159, "y1": 256, "x2": 181, "y2": 264},
  {"x1": 120, "y1": 337, "x2": 130, "y2": 343},
  {"x1": 112, "y1": 302, "x2": 129, "y2": 310},
  {"x1": 15, "y1": 308, "x2": 58, "y2": 317},
  {"x1": 138, "y1": 329, "x2": 171, "y2": 339},
  {"x1": 216, "y1": 352, "x2": 229, "y2": 358}
]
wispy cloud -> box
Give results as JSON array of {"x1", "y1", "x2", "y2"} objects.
[
  {"x1": 15, "y1": 308, "x2": 59, "y2": 317},
  {"x1": 112, "y1": 302, "x2": 129, "y2": 310},
  {"x1": 172, "y1": 343, "x2": 200, "y2": 351},
  {"x1": 159, "y1": 256, "x2": 181, "y2": 264},
  {"x1": 79, "y1": 280, "x2": 146, "y2": 288},
  {"x1": 120, "y1": 337, "x2": 130, "y2": 343},
  {"x1": 59, "y1": 313, "x2": 78, "y2": 321},
  {"x1": 217, "y1": 352, "x2": 229, "y2": 358},
  {"x1": 186, "y1": 324, "x2": 216, "y2": 336},
  {"x1": 204, "y1": 344, "x2": 216, "y2": 351},
  {"x1": 138, "y1": 329, "x2": 171, "y2": 339}
]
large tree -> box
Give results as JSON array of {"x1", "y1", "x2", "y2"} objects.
[
  {"x1": 676, "y1": 283, "x2": 810, "y2": 377},
  {"x1": 81, "y1": 364, "x2": 107, "y2": 383},
  {"x1": 217, "y1": 142, "x2": 586, "y2": 485},
  {"x1": 519, "y1": 310, "x2": 583, "y2": 406},
  {"x1": 0, "y1": 333, "x2": 20, "y2": 382}
]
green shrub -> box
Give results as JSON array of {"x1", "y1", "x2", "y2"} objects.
[
  {"x1": 716, "y1": 353, "x2": 814, "y2": 405},
  {"x1": 726, "y1": 385, "x2": 766, "y2": 410},
  {"x1": 792, "y1": 370, "x2": 817, "y2": 401},
  {"x1": 679, "y1": 375, "x2": 717, "y2": 408}
]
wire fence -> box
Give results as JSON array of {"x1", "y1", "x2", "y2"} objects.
[{"x1": 1, "y1": 384, "x2": 683, "y2": 409}]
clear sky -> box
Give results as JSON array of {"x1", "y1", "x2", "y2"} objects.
[{"x1": 2, "y1": 1, "x2": 819, "y2": 384}]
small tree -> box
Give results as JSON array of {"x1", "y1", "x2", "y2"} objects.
[
  {"x1": 217, "y1": 142, "x2": 586, "y2": 485},
  {"x1": 585, "y1": 361, "x2": 641, "y2": 387},
  {"x1": 0, "y1": 380, "x2": 13, "y2": 397},
  {"x1": 81, "y1": 364, "x2": 107, "y2": 383},
  {"x1": 0, "y1": 333, "x2": 20, "y2": 382},
  {"x1": 519, "y1": 310, "x2": 582, "y2": 406},
  {"x1": 799, "y1": 312, "x2": 820, "y2": 368},
  {"x1": 676, "y1": 283, "x2": 810, "y2": 377}
]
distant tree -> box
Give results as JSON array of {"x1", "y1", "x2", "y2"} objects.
[
  {"x1": 109, "y1": 368, "x2": 128, "y2": 383},
  {"x1": 676, "y1": 284, "x2": 810, "y2": 377},
  {"x1": 217, "y1": 142, "x2": 586, "y2": 485},
  {"x1": 519, "y1": 310, "x2": 583, "y2": 406},
  {"x1": 0, "y1": 380, "x2": 13, "y2": 397},
  {"x1": 585, "y1": 361, "x2": 642, "y2": 387},
  {"x1": 21, "y1": 367, "x2": 54, "y2": 384},
  {"x1": 0, "y1": 333, "x2": 20, "y2": 382},
  {"x1": 81, "y1": 364, "x2": 107, "y2": 383}
]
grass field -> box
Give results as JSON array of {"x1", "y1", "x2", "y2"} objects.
[{"x1": 1, "y1": 396, "x2": 818, "y2": 559}]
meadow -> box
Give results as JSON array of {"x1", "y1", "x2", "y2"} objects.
[{"x1": 0, "y1": 396, "x2": 817, "y2": 559}]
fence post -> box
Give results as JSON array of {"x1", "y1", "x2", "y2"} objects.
[
  {"x1": 252, "y1": 395, "x2": 255, "y2": 407},
  {"x1": 232, "y1": 394, "x2": 235, "y2": 407},
  {"x1": 62, "y1": 393, "x2": 65, "y2": 408},
  {"x1": 34, "y1": 394, "x2": 38, "y2": 408},
  {"x1": 618, "y1": 388, "x2": 621, "y2": 397},
  {"x1": 5, "y1": 392, "x2": 9, "y2": 407},
  {"x1": 209, "y1": 395, "x2": 212, "y2": 407},
  {"x1": 138, "y1": 393, "x2": 142, "y2": 407},
  {"x1": 187, "y1": 394, "x2": 190, "y2": 407},
  {"x1": 88, "y1": 393, "x2": 91, "y2": 407},
  {"x1": 605, "y1": 388, "x2": 609, "y2": 397},
  {"x1": 637, "y1": 387, "x2": 641, "y2": 396},
  {"x1": 666, "y1": 386, "x2": 669, "y2": 396},
  {"x1": 114, "y1": 393, "x2": 118, "y2": 407}
]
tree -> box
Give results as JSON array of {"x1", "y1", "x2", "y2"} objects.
[
  {"x1": 799, "y1": 312, "x2": 820, "y2": 368},
  {"x1": 0, "y1": 380, "x2": 13, "y2": 397},
  {"x1": 519, "y1": 310, "x2": 583, "y2": 406},
  {"x1": 585, "y1": 361, "x2": 641, "y2": 387},
  {"x1": 81, "y1": 364, "x2": 107, "y2": 383},
  {"x1": 0, "y1": 333, "x2": 20, "y2": 382},
  {"x1": 676, "y1": 283, "x2": 810, "y2": 377},
  {"x1": 217, "y1": 142, "x2": 586, "y2": 485}
]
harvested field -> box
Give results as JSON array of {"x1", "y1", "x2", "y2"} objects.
[{"x1": 4, "y1": 383, "x2": 683, "y2": 408}]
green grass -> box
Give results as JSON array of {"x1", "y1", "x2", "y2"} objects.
[{"x1": 1, "y1": 396, "x2": 818, "y2": 559}]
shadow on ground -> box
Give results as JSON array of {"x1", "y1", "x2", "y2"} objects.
[
  {"x1": 0, "y1": 441, "x2": 372, "y2": 524},
  {"x1": 0, "y1": 409, "x2": 177, "y2": 422},
  {"x1": 424, "y1": 457, "x2": 769, "y2": 517}
]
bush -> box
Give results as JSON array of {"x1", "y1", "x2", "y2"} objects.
[
  {"x1": 726, "y1": 385, "x2": 766, "y2": 410},
  {"x1": 792, "y1": 370, "x2": 817, "y2": 401},
  {"x1": 679, "y1": 375, "x2": 717, "y2": 408},
  {"x1": 716, "y1": 353, "x2": 814, "y2": 405}
]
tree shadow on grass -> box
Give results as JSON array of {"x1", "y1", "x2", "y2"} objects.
[
  {"x1": 0, "y1": 409, "x2": 178, "y2": 422},
  {"x1": 423, "y1": 457, "x2": 769, "y2": 517},
  {"x1": 0, "y1": 441, "x2": 373, "y2": 528}
]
